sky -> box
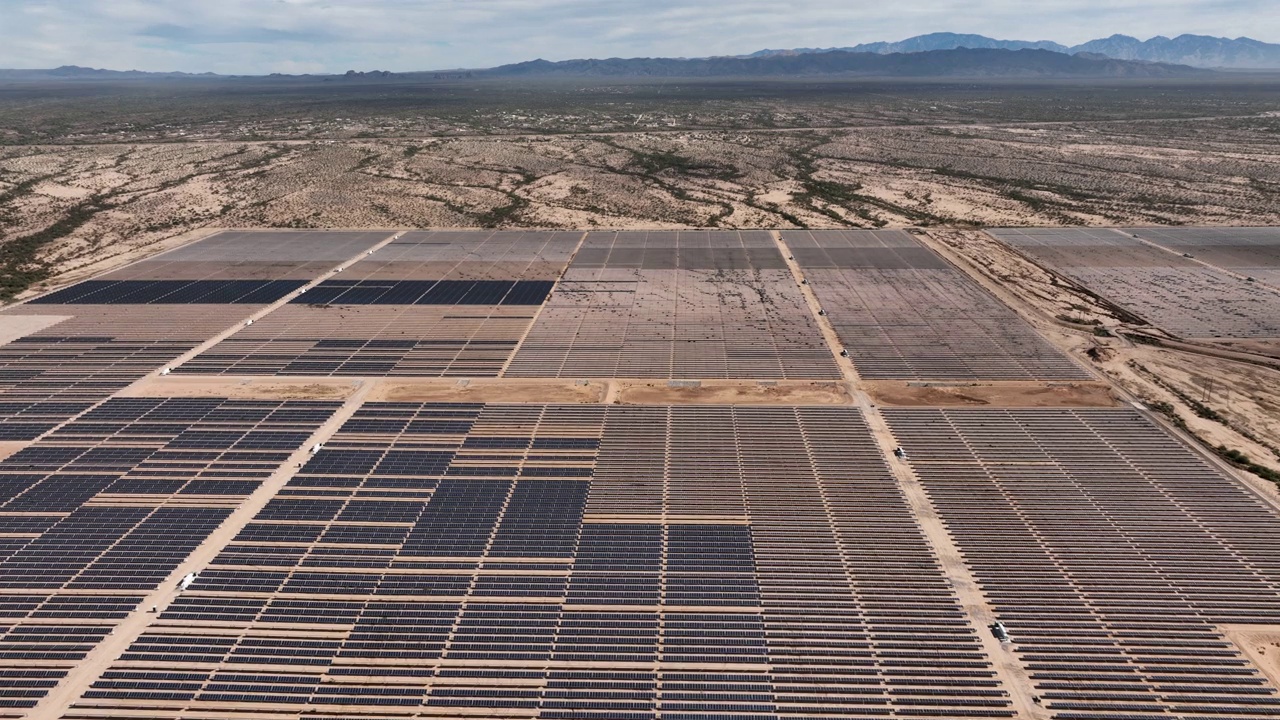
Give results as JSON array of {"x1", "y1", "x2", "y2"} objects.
[{"x1": 2, "y1": 0, "x2": 1277, "y2": 74}]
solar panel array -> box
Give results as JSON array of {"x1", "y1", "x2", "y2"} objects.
[
  {"x1": 0, "y1": 397, "x2": 341, "y2": 711},
  {"x1": 175, "y1": 232, "x2": 580, "y2": 378},
  {"x1": 1128, "y1": 226, "x2": 1280, "y2": 286},
  {"x1": 990, "y1": 227, "x2": 1280, "y2": 338},
  {"x1": 505, "y1": 231, "x2": 841, "y2": 379},
  {"x1": 103, "y1": 231, "x2": 394, "y2": 282},
  {"x1": 884, "y1": 407, "x2": 1280, "y2": 719},
  {"x1": 29, "y1": 280, "x2": 306, "y2": 306},
  {"x1": 5, "y1": 226, "x2": 1280, "y2": 720},
  {"x1": 0, "y1": 231, "x2": 392, "y2": 439},
  {"x1": 67, "y1": 403, "x2": 1014, "y2": 720},
  {"x1": 783, "y1": 230, "x2": 1090, "y2": 381}
]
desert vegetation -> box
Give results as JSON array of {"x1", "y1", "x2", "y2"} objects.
[{"x1": 0, "y1": 75, "x2": 1279, "y2": 298}]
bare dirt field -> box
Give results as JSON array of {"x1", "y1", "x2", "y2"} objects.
[
  {"x1": 1222, "y1": 625, "x2": 1280, "y2": 691},
  {"x1": 0, "y1": 313, "x2": 69, "y2": 344},
  {"x1": 0, "y1": 441, "x2": 28, "y2": 462},
  {"x1": 369, "y1": 378, "x2": 605, "y2": 404},
  {"x1": 616, "y1": 380, "x2": 851, "y2": 406},
  {"x1": 1208, "y1": 338, "x2": 1280, "y2": 359},
  {"x1": 864, "y1": 380, "x2": 1117, "y2": 408},
  {"x1": 120, "y1": 375, "x2": 362, "y2": 400}
]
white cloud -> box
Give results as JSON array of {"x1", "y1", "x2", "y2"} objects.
[{"x1": 0, "y1": 0, "x2": 1275, "y2": 73}]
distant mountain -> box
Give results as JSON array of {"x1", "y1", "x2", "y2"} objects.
[
  {"x1": 1071, "y1": 35, "x2": 1280, "y2": 69},
  {"x1": 749, "y1": 32, "x2": 1068, "y2": 58},
  {"x1": 1, "y1": 36, "x2": 1256, "y2": 81},
  {"x1": 749, "y1": 33, "x2": 1280, "y2": 69},
  {"x1": 486, "y1": 48, "x2": 1205, "y2": 79},
  {"x1": 0, "y1": 65, "x2": 220, "y2": 80}
]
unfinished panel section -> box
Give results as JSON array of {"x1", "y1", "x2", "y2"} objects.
[
  {"x1": 1128, "y1": 226, "x2": 1280, "y2": 286},
  {"x1": 885, "y1": 407, "x2": 1280, "y2": 718},
  {"x1": 991, "y1": 227, "x2": 1280, "y2": 338},
  {"x1": 175, "y1": 232, "x2": 580, "y2": 378},
  {"x1": 786, "y1": 229, "x2": 1088, "y2": 381},
  {"x1": 0, "y1": 232, "x2": 387, "y2": 439},
  {"x1": 67, "y1": 403, "x2": 1012, "y2": 720},
  {"x1": 0, "y1": 397, "x2": 340, "y2": 711},
  {"x1": 96, "y1": 230, "x2": 394, "y2": 282},
  {"x1": 506, "y1": 231, "x2": 840, "y2": 379}
]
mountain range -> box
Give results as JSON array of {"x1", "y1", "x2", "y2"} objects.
[
  {"x1": 0, "y1": 65, "x2": 219, "y2": 80},
  {"x1": 748, "y1": 33, "x2": 1280, "y2": 69},
  {"x1": 486, "y1": 48, "x2": 1203, "y2": 78},
  {"x1": 2, "y1": 32, "x2": 1277, "y2": 81}
]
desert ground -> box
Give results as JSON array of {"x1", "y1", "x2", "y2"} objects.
[
  {"x1": 2, "y1": 75, "x2": 1279, "y2": 488},
  {"x1": 2, "y1": 76, "x2": 1280, "y2": 302}
]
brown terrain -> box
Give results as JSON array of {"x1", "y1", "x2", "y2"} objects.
[
  {"x1": 5, "y1": 119, "x2": 1280, "y2": 296},
  {"x1": 1224, "y1": 625, "x2": 1280, "y2": 690},
  {"x1": 863, "y1": 380, "x2": 1117, "y2": 407},
  {"x1": 3, "y1": 77, "x2": 1280, "y2": 306},
  {"x1": 615, "y1": 380, "x2": 851, "y2": 406},
  {"x1": 119, "y1": 375, "x2": 362, "y2": 400}
]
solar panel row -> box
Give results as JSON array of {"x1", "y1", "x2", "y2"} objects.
[
  {"x1": 72, "y1": 403, "x2": 1013, "y2": 720},
  {"x1": 291, "y1": 280, "x2": 554, "y2": 306},
  {"x1": 5, "y1": 227, "x2": 1279, "y2": 720},
  {"x1": 1128, "y1": 226, "x2": 1280, "y2": 286},
  {"x1": 990, "y1": 227, "x2": 1280, "y2": 338},
  {"x1": 884, "y1": 407, "x2": 1280, "y2": 719},
  {"x1": 172, "y1": 231, "x2": 583, "y2": 379},
  {"x1": 30, "y1": 280, "x2": 306, "y2": 306},
  {"x1": 0, "y1": 333, "x2": 161, "y2": 439},
  {"x1": 506, "y1": 232, "x2": 841, "y2": 379},
  {"x1": 151, "y1": 229, "x2": 1094, "y2": 383},
  {"x1": 99, "y1": 231, "x2": 395, "y2": 281},
  {"x1": 784, "y1": 229, "x2": 1091, "y2": 381},
  {"x1": 0, "y1": 230, "x2": 394, "y2": 436},
  {"x1": 0, "y1": 397, "x2": 341, "y2": 708}
]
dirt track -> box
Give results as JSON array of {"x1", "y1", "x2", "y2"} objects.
[
  {"x1": 120, "y1": 376, "x2": 361, "y2": 400},
  {"x1": 371, "y1": 379, "x2": 605, "y2": 404},
  {"x1": 864, "y1": 380, "x2": 1117, "y2": 408},
  {"x1": 617, "y1": 380, "x2": 851, "y2": 406}
]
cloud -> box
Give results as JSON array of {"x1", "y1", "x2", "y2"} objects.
[
  {"x1": 136, "y1": 23, "x2": 338, "y2": 44},
  {"x1": 0, "y1": 0, "x2": 1277, "y2": 73}
]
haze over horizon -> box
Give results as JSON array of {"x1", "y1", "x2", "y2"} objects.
[{"x1": 3, "y1": 0, "x2": 1279, "y2": 75}]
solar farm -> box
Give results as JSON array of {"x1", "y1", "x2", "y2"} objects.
[
  {"x1": 989, "y1": 227, "x2": 1280, "y2": 340},
  {"x1": 0, "y1": 227, "x2": 1278, "y2": 720}
]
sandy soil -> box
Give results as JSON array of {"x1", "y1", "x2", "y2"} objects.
[
  {"x1": 369, "y1": 379, "x2": 605, "y2": 404},
  {"x1": 1205, "y1": 338, "x2": 1280, "y2": 361},
  {"x1": 864, "y1": 380, "x2": 1117, "y2": 408},
  {"x1": 616, "y1": 380, "x2": 851, "y2": 406},
  {"x1": 5, "y1": 113, "x2": 1280, "y2": 304},
  {"x1": 1134, "y1": 351, "x2": 1280, "y2": 452},
  {"x1": 0, "y1": 314, "x2": 70, "y2": 346},
  {"x1": 0, "y1": 442, "x2": 30, "y2": 463},
  {"x1": 1221, "y1": 625, "x2": 1280, "y2": 690},
  {"x1": 119, "y1": 376, "x2": 361, "y2": 400}
]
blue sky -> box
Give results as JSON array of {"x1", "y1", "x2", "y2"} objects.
[{"x1": 2, "y1": 0, "x2": 1276, "y2": 74}]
